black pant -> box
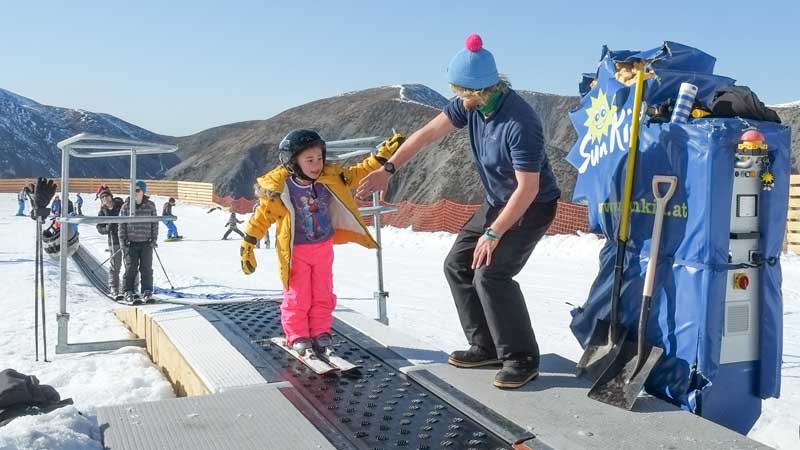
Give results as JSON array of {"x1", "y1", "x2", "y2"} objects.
[
  {"x1": 222, "y1": 227, "x2": 244, "y2": 240},
  {"x1": 124, "y1": 242, "x2": 154, "y2": 294},
  {"x1": 444, "y1": 200, "x2": 557, "y2": 362}
]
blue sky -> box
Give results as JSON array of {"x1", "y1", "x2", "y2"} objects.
[{"x1": 1, "y1": 1, "x2": 797, "y2": 136}]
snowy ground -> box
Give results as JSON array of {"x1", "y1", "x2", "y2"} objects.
[{"x1": 0, "y1": 193, "x2": 798, "y2": 450}]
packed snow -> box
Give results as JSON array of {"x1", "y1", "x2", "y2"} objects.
[
  {"x1": 770, "y1": 100, "x2": 800, "y2": 109},
  {"x1": 0, "y1": 193, "x2": 798, "y2": 450},
  {"x1": 393, "y1": 84, "x2": 449, "y2": 110}
]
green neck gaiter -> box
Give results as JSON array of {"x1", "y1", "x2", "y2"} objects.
[{"x1": 477, "y1": 91, "x2": 504, "y2": 116}]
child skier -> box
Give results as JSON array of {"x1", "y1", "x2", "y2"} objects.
[
  {"x1": 222, "y1": 210, "x2": 244, "y2": 240},
  {"x1": 97, "y1": 187, "x2": 135, "y2": 300},
  {"x1": 51, "y1": 195, "x2": 61, "y2": 217},
  {"x1": 119, "y1": 180, "x2": 158, "y2": 304},
  {"x1": 75, "y1": 193, "x2": 84, "y2": 215},
  {"x1": 162, "y1": 197, "x2": 182, "y2": 241},
  {"x1": 240, "y1": 129, "x2": 404, "y2": 356},
  {"x1": 16, "y1": 186, "x2": 30, "y2": 216}
]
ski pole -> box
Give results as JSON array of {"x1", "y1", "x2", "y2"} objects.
[
  {"x1": 93, "y1": 246, "x2": 123, "y2": 272},
  {"x1": 39, "y1": 218, "x2": 48, "y2": 362},
  {"x1": 34, "y1": 218, "x2": 40, "y2": 361},
  {"x1": 152, "y1": 247, "x2": 174, "y2": 290}
]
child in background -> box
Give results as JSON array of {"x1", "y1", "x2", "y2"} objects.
[{"x1": 222, "y1": 210, "x2": 244, "y2": 240}]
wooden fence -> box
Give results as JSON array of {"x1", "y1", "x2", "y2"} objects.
[
  {"x1": 786, "y1": 175, "x2": 800, "y2": 253},
  {"x1": 4, "y1": 176, "x2": 798, "y2": 248},
  {"x1": 0, "y1": 178, "x2": 215, "y2": 206}
]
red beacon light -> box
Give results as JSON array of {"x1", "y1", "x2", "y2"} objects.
[{"x1": 738, "y1": 129, "x2": 768, "y2": 152}]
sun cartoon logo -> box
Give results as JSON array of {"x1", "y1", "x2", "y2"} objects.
[{"x1": 583, "y1": 89, "x2": 618, "y2": 144}]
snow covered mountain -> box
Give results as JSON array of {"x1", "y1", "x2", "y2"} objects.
[
  {"x1": 0, "y1": 88, "x2": 179, "y2": 178},
  {"x1": 393, "y1": 84, "x2": 449, "y2": 109}
]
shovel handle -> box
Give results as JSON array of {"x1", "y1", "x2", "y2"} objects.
[
  {"x1": 643, "y1": 176, "x2": 678, "y2": 297},
  {"x1": 652, "y1": 176, "x2": 677, "y2": 204},
  {"x1": 627, "y1": 176, "x2": 677, "y2": 384}
]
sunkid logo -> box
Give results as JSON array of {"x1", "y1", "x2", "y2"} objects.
[{"x1": 576, "y1": 88, "x2": 644, "y2": 174}]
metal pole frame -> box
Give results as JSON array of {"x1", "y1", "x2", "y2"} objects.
[
  {"x1": 372, "y1": 191, "x2": 389, "y2": 325},
  {"x1": 326, "y1": 137, "x2": 396, "y2": 325},
  {"x1": 55, "y1": 133, "x2": 177, "y2": 355}
]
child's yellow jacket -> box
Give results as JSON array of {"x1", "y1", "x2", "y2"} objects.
[{"x1": 245, "y1": 137, "x2": 401, "y2": 289}]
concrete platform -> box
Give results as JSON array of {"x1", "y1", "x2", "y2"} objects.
[
  {"x1": 97, "y1": 384, "x2": 339, "y2": 450},
  {"x1": 403, "y1": 355, "x2": 772, "y2": 450}
]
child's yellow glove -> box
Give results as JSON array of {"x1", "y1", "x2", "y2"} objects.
[
  {"x1": 376, "y1": 133, "x2": 406, "y2": 160},
  {"x1": 240, "y1": 235, "x2": 258, "y2": 274}
]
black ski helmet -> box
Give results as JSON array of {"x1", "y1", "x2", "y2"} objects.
[
  {"x1": 278, "y1": 129, "x2": 326, "y2": 179},
  {"x1": 42, "y1": 222, "x2": 80, "y2": 258}
]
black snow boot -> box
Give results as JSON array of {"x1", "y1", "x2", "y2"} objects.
[
  {"x1": 291, "y1": 337, "x2": 314, "y2": 357},
  {"x1": 448, "y1": 345, "x2": 501, "y2": 368},
  {"x1": 312, "y1": 332, "x2": 334, "y2": 355},
  {"x1": 124, "y1": 291, "x2": 142, "y2": 306},
  {"x1": 494, "y1": 355, "x2": 539, "y2": 389},
  {"x1": 142, "y1": 291, "x2": 155, "y2": 304}
]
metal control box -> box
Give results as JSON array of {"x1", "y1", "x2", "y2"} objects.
[{"x1": 721, "y1": 145, "x2": 767, "y2": 364}]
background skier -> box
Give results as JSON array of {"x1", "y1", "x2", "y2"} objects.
[{"x1": 118, "y1": 180, "x2": 158, "y2": 304}]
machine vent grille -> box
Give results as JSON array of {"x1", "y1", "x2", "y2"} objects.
[{"x1": 726, "y1": 303, "x2": 750, "y2": 334}]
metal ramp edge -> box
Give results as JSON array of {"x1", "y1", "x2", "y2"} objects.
[{"x1": 71, "y1": 244, "x2": 272, "y2": 395}]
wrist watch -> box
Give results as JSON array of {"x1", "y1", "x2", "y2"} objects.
[
  {"x1": 383, "y1": 162, "x2": 396, "y2": 174},
  {"x1": 484, "y1": 227, "x2": 502, "y2": 241}
]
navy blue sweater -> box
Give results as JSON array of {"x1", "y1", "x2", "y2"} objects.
[{"x1": 443, "y1": 89, "x2": 561, "y2": 207}]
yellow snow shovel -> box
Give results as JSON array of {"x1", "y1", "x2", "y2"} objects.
[{"x1": 575, "y1": 69, "x2": 647, "y2": 382}]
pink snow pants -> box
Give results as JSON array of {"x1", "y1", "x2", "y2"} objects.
[{"x1": 281, "y1": 239, "x2": 337, "y2": 345}]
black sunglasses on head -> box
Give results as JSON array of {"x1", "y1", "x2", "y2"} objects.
[{"x1": 135, "y1": 188, "x2": 142, "y2": 192}]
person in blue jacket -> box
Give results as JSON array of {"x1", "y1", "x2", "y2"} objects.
[
  {"x1": 16, "y1": 186, "x2": 30, "y2": 216},
  {"x1": 75, "y1": 193, "x2": 84, "y2": 216},
  {"x1": 51, "y1": 195, "x2": 61, "y2": 217}
]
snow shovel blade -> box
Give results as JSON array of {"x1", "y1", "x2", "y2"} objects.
[
  {"x1": 575, "y1": 320, "x2": 629, "y2": 382},
  {"x1": 587, "y1": 339, "x2": 664, "y2": 410}
]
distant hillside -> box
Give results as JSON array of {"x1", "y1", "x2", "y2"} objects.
[
  {"x1": 167, "y1": 84, "x2": 582, "y2": 203},
  {"x1": 773, "y1": 103, "x2": 800, "y2": 173},
  {"x1": 5, "y1": 82, "x2": 792, "y2": 204},
  {"x1": 0, "y1": 88, "x2": 178, "y2": 179}
]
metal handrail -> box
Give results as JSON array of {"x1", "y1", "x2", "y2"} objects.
[{"x1": 58, "y1": 215, "x2": 177, "y2": 225}]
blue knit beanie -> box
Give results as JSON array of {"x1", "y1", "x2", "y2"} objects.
[
  {"x1": 135, "y1": 180, "x2": 147, "y2": 193},
  {"x1": 447, "y1": 34, "x2": 499, "y2": 90}
]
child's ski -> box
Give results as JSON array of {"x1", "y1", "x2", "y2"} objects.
[
  {"x1": 317, "y1": 350, "x2": 361, "y2": 373},
  {"x1": 270, "y1": 337, "x2": 339, "y2": 375}
]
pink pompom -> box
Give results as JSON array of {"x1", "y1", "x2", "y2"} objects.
[{"x1": 465, "y1": 34, "x2": 483, "y2": 52}]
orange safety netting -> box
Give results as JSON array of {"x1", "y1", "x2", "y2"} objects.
[{"x1": 212, "y1": 194, "x2": 591, "y2": 235}]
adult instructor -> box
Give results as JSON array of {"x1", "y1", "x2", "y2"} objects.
[{"x1": 357, "y1": 34, "x2": 560, "y2": 389}]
